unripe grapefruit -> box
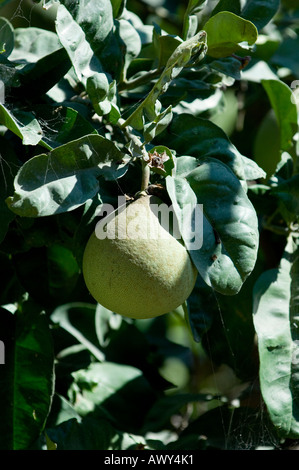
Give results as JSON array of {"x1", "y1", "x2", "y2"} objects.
[{"x1": 82, "y1": 195, "x2": 197, "y2": 319}]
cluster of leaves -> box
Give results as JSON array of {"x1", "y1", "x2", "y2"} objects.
[{"x1": 0, "y1": 0, "x2": 298, "y2": 450}]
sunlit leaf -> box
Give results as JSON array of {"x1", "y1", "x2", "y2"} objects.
[
  {"x1": 253, "y1": 237, "x2": 299, "y2": 438},
  {"x1": 6, "y1": 134, "x2": 128, "y2": 217},
  {"x1": 204, "y1": 11, "x2": 258, "y2": 58}
]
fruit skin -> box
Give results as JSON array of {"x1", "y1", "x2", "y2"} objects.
[{"x1": 82, "y1": 195, "x2": 198, "y2": 319}]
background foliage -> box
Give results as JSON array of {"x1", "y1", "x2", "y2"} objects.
[{"x1": 0, "y1": 0, "x2": 298, "y2": 450}]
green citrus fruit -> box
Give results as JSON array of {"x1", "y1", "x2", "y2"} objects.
[{"x1": 82, "y1": 195, "x2": 197, "y2": 319}]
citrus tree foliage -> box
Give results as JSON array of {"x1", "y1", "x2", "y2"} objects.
[{"x1": 0, "y1": 0, "x2": 298, "y2": 450}]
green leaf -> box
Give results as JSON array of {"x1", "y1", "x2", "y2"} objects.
[
  {"x1": 271, "y1": 175, "x2": 299, "y2": 223},
  {"x1": 142, "y1": 392, "x2": 214, "y2": 433},
  {"x1": 0, "y1": 104, "x2": 43, "y2": 146},
  {"x1": 46, "y1": 416, "x2": 146, "y2": 450},
  {"x1": 241, "y1": 0, "x2": 280, "y2": 31},
  {"x1": 262, "y1": 79, "x2": 298, "y2": 153},
  {"x1": 121, "y1": 31, "x2": 207, "y2": 133},
  {"x1": 117, "y1": 18, "x2": 141, "y2": 76},
  {"x1": 10, "y1": 27, "x2": 62, "y2": 62},
  {"x1": 0, "y1": 17, "x2": 14, "y2": 58},
  {"x1": 152, "y1": 24, "x2": 182, "y2": 67},
  {"x1": 0, "y1": 304, "x2": 54, "y2": 450},
  {"x1": 59, "y1": 0, "x2": 114, "y2": 55},
  {"x1": 212, "y1": 0, "x2": 241, "y2": 16},
  {"x1": 33, "y1": 105, "x2": 98, "y2": 150},
  {"x1": 58, "y1": 0, "x2": 122, "y2": 80},
  {"x1": 67, "y1": 362, "x2": 155, "y2": 431},
  {"x1": 8, "y1": 27, "x2": 71, "y2": 98},
  {"x1": 6, "y1": 134, "x2": 128, "y2": 217},
  {"x1": 253, "y1": 237, "x2": 299, "y2": 438},
  {"x1": 55, "y1": 4, "x2": 104, "y2": 84},
  {"x1": 111, "y1": 0, "x2": 126, "y2": 18},
  {"x1": 204, "y1": 11, "x2": 258, "y2": 58},
  {"x1": 47, "y1": 244, "x2": 80, "y2": 300},
  {"x1": 16, "y1": 47, "x2": 71, "y2": 99},
  {"x1": 160, "y1": 114, "x2": 266, "y2": 181},
  {"x1": 167, "y1": 158, "x2": 259, "y2": 295},
  {"x1": 272, "y1": 37, "x2": 299, "y2": 78},
  {"x1": 183, "y1": 0, "x2": 207, "y2": 39},
  {"x1": 51, "y1": 303, "x2": 105, "y2": 362},
  {"x1": 185, "y1": 277, "x2": 215, "y2": 343},
  {"x1": 0, "y1": 136, "x2": 18, "y2": 243}
]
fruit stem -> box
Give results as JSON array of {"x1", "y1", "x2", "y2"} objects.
[{"x1": 141, "y1": 159, "x2": 150, "y2": 192}]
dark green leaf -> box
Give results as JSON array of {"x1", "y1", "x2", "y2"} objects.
[
  {"x1": 262, "y1": 79, "x2": 298, "y2": 152},
  {"x1": 0, "y1": 136, "x2": 18, "y2": 243},
  {"x1": 16, "y1": 47, "x2": 71, "y2": 98},
  {"x1": 186, "y1": 277, "x2": 215, "y2": 342},
  {"x1": 271, "y1": 175, "x2": 299, "y2": 223},
  {"x1": 51, "y1": 302, "x2": 105, "y2": 362},
  {"x1": 241, "y1": 0, "x2": 280, "y2": 31},
  {"x1": 47, "y1": 244, "x2": 80, "y2": 300},
  {"x1": 67, "y1": 361, "x2": 156, "y2": 432},
  {"x1": 212, "y1": 0, "x2": 241, "y2": 16},
  {"x1": 0, "y1": 304, "x2": 54, "y2": 450},
  {"x1": 111, "y1": 0, "x2": 126, "y2": 18},
  {"x1": 47, "y1": 416, "x2": 145, "y2": 450},
  {"x1": 33, "y1": 105, "x2": 98, "y2": 149},
  {"x1": 142, "y1": 392, "x2": 214, "y2": 433},
  {"x1": 272, "y1": 37, "x2": 299, "y2": 78},
  {"x1": 0, "y1": 17, "x2": 14, "y2": 58}
]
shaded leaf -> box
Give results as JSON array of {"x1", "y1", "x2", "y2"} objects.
[
  {"x1": 0, "y1": 17, "x2": 14, "y2": 58},
  {"x1": 46, "y1": 416, "x2": 145, "y2": 450},
  {"x1": 0, "y1": 305, "x2": 54, "y2": 450},
  {"x1": 241, "y1": 0, "x2": 280, "y2": 31},
  {"x1": 262, "y1": 79, "x2": 298, "y2": 152},
  {"x1": 142, "y1": 392, "x2": 215, "y2": 433},
  {"x1": 16, "y1": 47, "x2": 71, "y2": 99},
  {"x1": 51, "y1": 302, "x2": 105, "y2": 362},
  {"x1": 212, "y1": 0, "x2": 241, "y2": 16},
  {"x1": 33, "y1": 105, "x2": 98, "y2": 150},
  {"x1": 0, "y1": 136, "x2": 18, "y2": 242},
  {"x1": 271, "y1": 175, "x2": 299, "y2": 223},
  {"x1": 68, "y1": 361, "x2": 156, "y2": 432}
]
